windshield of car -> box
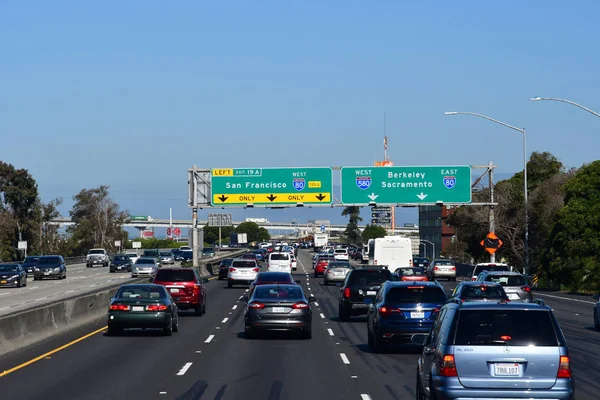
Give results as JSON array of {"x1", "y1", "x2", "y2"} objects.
[
  {"x1": 398, "y1": 267, "x2": 425, "y2": 276},
  {"x1": 202, "y1": 248, "x2": 214, "y2": 252},
  {"x1": 386, "y1": 286, "x2": 446, "y2": 303},
  {"x1": 23, "y1": 257, "x2": 39, "y2": 263},
  {"x1": 143, "y1": 250, "x2": 159, "y2": 257},
  {"x1": 270, "y1": 253, "x2": 289, "y2": 261},
  {"x1": 348, "y1": 270, "x2": 391, "y2": 286},
  {"x1": 0, "y1": 265, "x2": 20, "y2": 272},
  {"x1": 232, "y1": 260, "x2": 257, "y2": 269},
  {"x1": 282, "y1": 246, "x2": 294, "y2": 252},
  {"x1": 88, "y1": 250, "x2": 104, "y2": 255},
  {"x1": 334, "y1": 249, "x2": 347, "y2": 254},
  {"x1": 219, "y1": 259, "x2": 233, "y2": 266},
  {"x1": 257, "y1": 273, "x2": 292, "y2": 283},
  {"x1": 115, "y1": 286, "x2": 165, "y2": 299},
  {"x1": 473, "y1": 264, "x2": 510, "y2": 276},
  {"x1": 125, "y1": 253, "x2": 137, "y2": 258},
  {"x1": 484, "y1": 274, "x2": 526, "y2": 286},
  {"x1": 113, "y1": 256, "x2": 129, "y2": 262},
  {"x1": 136, "y1": 258, "x2": 155, "y2": 265},
  {"x1": 155, "y1": 269, "x2": 195, "y2": 282},
  {"x1": 160, "y1": 252, "x2": 171, "y2": 257},
  {"x1": 433, "y1": 260, "x2": 454, "y2": 266},
  {"x1": 413, "y1": 257, "x2": 429, "y2": 264},
  {"x1": 454, "y1": 310, "x2": 559, "y2": 346},
  {"x1": 328, "y1": 261, "x2": 351, "y2": 269},
  {"x1": 38, "y1": 257, "x2": 61, "y2": 265},
  {"x1": 461, "y1": 285, "x2": 506, "y2": 300},
  {"x1": 253, "y1": 286, "x2": 303, "y2": 300}
]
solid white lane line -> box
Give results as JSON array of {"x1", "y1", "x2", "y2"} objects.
[
  {"x1": 360, "y1": 395, "x2": 371, "y2": 400},
  {"x1": 535, "y1": 292, "x2": 596, "y2": 305},
  {"x1": 159, "y1": 391, "x2": 167, "y2": 395},
  {"x1": 222, "y1": 318, "x2": 229, "y2": 323},
  {"x1": 320, "y1": 313, "x2": 325, "y2": 319},
  {"x1": 308, "y1": 287, "x2": 312, "y2": 291},
  {"x1": 340, "y1": 353, "x2": 350, "y2": 364},
  {"x1": 327, "y1": 328, "x2": 334, "y2": 336},
  {"x1": 232, "y1": 305, "x2": 238, "y2": 310},
  {"x1": 176, "y1": 362, "x2": 193, "y2": 376},
  {"x1": 205, "y1": 335, "x2": 215, "y2": 343}
]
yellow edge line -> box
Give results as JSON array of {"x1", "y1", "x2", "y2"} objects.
[{"x1": 0, "y1": 325, "x2": 107, "y2": 377}]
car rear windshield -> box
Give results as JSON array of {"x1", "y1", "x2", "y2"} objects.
[
  {"x1": 474, "y1": 265, "x2": 510, "y2": 275},
  {"x1": 270, "y1": 254, "x2": 289, "y2": 261},
  {"x1": 386, "y1": 286, "x2": 446, "y2": 303},
  {"x1": 399, "y1": 267, "x2": 425, "y2": 276},
  {"x1": 137, "y1": 258, "x2": 155, "y2": 265},
  {"x1": 160, "y1": 252, "x2": 171, "y2": 256},
  {"x1": 116, "y1": 286, "x2": 165, "y2": 299},
  {"x1": 254, "y1": 286, "x2": 303, "y2": 300},
  {"x1": 484, "y1": 274, "x2": 526, "y2": 286},
  {"x1": 257, "y1": 273, "x2": 292, "y2": 283},
  {"x1": 348, "y1": 270, "x2": 391, "y2": 286},
  {"x1": 329, "y1": 262, "x2": 351, "y2": 269},
  {"x1": 88, "y1": 250, "x2": 104, "y2": 255},
  {"x1": 155, "y1": 269, "x2": 195, "y2": 282},
  {"x1": 461, "y1": 285, "x2": 505, "y2": 300},
  {"x1": 413, "y1": 258, "x2": 429, "y2": 264},
  {"x1": 434, "y1": 260, "x2": 454, "y2": 266},
  {"x1": 219, "y1": 259, "x2": 233, "y2": 266},
  {"x1": 0, "y1": 265, "x2": 19, "y2": 272},
  {"x1": 23, "y1": 257, "x2": 39, "y2": 263},
  {"x1": 144, "y1": 250, "x2": 159, "y2": 256},
  {"x1": 113, "y1": 256, "x2": 129, "y2": 261},
  {"x1": 454, "y1": 310, "x2": 559, "y2": 346},
  {"x1": 334, "y1": 249, "x2": 347, "y2": 254},
  {"x1": 232, "y1": 260, "x2": 256, "y2": 269},
  {"x1": 39, "y1": 257, "x2": 61, "y2": 265}
]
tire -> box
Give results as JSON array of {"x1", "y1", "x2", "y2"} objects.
[
  {"x1": 17, "y1": 280, "x2": 21, "y2": 288},
  {"x1": 172, "y1": 317, "x2": 179, "y2": 333},
  {"x1": 303, "y1": 329, "x2": 312, "y2": 339},
  {"x1": 202, "y1": 300, "x2": 207, "y2": 314},
  {"x1": 194, "y1": 303, "x2": 204, "y2": 316},
  {"x1": 107, "y1": 325, "x2": 122, "y2": 336},
  {"x1": 323, "y1": 279, "x2": 328, "y2": 286},
  {"x1": 338, "y1": 305, "x2": 350, "y2": 322},
  {"x1": 595, "y1": 310, "x2": 600, "y2": 330},
  {"x1": 314, "y1": 273, "x2": 318, "y2": 278},
  {"x1": 244, "y1": 327, "x2": 255, "y2": 339},
  {"x1": 368, "y1": 330, "x2": 374, "y2": 348},
  {"x1": 416, "y1": 371, "x2": 425, "y2": 400},
  {"x1": 372, "y1": 332, "x2": 383, "y2": 353},
  {"x1": 163, "y1": 321, "x2": 173, "y2": 336},
  {"x1": 227, "y1": 281, "x2": 233, "y2": 288},
  {"x1": 22, "y1": 279, "x2": 26, "y2": 287},
  {"x1": 110, "y1": 270, "x2": 115, "y2": 273}
]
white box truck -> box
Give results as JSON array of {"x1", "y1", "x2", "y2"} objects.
[
  {"x1": 313, "y1": 233, "x2": 328, "y2": 251},
  {"x1": 368, "y1": 236, "x2": 413, "y2": 271}
]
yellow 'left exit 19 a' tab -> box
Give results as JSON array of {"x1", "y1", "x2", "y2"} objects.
[{"x1": 211, "y1": 169, "x2": 233, "y2": 176}]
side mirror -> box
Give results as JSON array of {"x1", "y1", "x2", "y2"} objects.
[
  {"x1": 593, "y1": 294, "x2": 600, "y2": 301},
  {"x1": 410, "y1": 334, "x2": 428, "y2": 346},
  {"x1": 110, "y1": 297, "x2": 114, "y2": 302},
  {"x1": 240, "y1": 295, "x2": 249, "y2": 302},
  {"x1": 308, "y1": 294, "x2": 316, "y2": 302}
]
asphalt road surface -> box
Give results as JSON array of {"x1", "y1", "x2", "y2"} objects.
[
  {"x1": 0, "y1": 250, "x2": 598, "y2": 399},
  {"x1": 0, "y1": 263, "x2": 135, "y2": 316}
]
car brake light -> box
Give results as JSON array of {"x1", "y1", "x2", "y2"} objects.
[
  {"x1": 450, "y1": 267, "x2": 456, "y2": 271},
  {"x1": 379, "y1": 306, "x2": 391, "y2": 316},
  {"x1": 521, "y1": 286, "x2": 531, "y2": 292},
  {"x1": 109, "y1": 304, "x2": 130, "y2": 311},
  {"x1": 229, "y1": 267, "x2": 236, "y2": 272},
  {"x1": 193, "y1": 284, "x2": 201, "y2": 295},
  {"x1": 433, "y1": 307, "x2": 440, "y2": 313},
  {"x1": 146, "y1": 304, "x2": 168, "y2": 311},
  {"x1": 343, "y1": 288, "x2": 351, "y2": 298},
  {"x1": 471, "y1": 277, "x2": 476, "y2": 281},
  {"x1": 292, "y1": 302, "x2": 309, "y2": 309},
  {"x1": 434, "y1": 267, "x2": 440, "y2": 270},
  {"x1": 557, "y1": 355, "x2": 572, "y2": 378},
  {"x1": 439, "y1": 354, "x2": 457, "y2": 377},
  {"x1": 252, "y1": 268, "x2": 260, "y2": 272},
  {"x1": 248, "y1": 302, "x2": 265, "y2": 309}
]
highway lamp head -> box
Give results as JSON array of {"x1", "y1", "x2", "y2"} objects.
[
  {"x1": 444, "y1": 112, "x2": 458, "y2": 115},
  {"x1": 245, "y1": 204, "x2": 254, "y2": 208},
  {"x1": 529, "y1": 97, "x2": 541, "y2": 101},
  {"x1": 296, "y1": 203, "x2": 304, "y2": 207},
  {"x1": 368, "y1": 201, "x2": 376, "y2": 206}
]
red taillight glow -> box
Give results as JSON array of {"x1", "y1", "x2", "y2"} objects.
[
  {"x1": 439, "y1": 354, "x2": 458, "y2": 377},
  {"x1": 344, "y1": 288, "x2": 351, "y2": 298},
  {"x1": 379, "y1": 306, "x2": 391, "y2": 316},
  {"x1": 192, "y1": 284, "x2": 201, "y2": 295},
  {"x1": 292, "y1": 302, "x2": 309, "y2": 309},
  {"x1": 450, "y1": 267, "x2": 456, "y2": 271},
  {"x1": 557, "y1": 355, "x2": 572, "y2": 378},
  {"x1": 252, "y1": 267, "x2": 260, "y2": 272},
  {"x1": 434, "y1": 267, "x2": 440, "y2": 271},
  {"x1": 248, "y1": 302, "x2": 265, "y2": 309},
  {"x1": 471, "y1": 277, "x2": 477, "y2": 281},
  {"x1": 500, "y1": 335, "x2": 512, "y2": 341},
  {"x1": 109, "y1": 304, "x2": 130, "y2": 311},
  {"x1": 521, "y1": 286, "x2": 531, "y2": 292},
  {"x1": 146, "y1": 304, "x2": 168, "y2": 311},
  {"x1": 229, "y1": 267, "x2": 236, "y2": 272},
  {"x1": 433, "y1": 308, "x2": 441, "y2": 313}
]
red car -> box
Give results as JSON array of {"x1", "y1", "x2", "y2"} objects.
[
  {"x1": 248, "y1": 271, "x2": 298, "y2": 297},
  {"x1": 152, "y1": 267, "x2": 207, "y2": 316},
  {"x1": 314, "y1": 256, "x2": 334, "y2": 277},
  {"x1": 396, "y1": 267, "x2": 429, "y2": 282}
]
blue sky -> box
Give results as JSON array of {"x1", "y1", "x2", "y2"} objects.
[{"x1": 2, "y1": 1, "x2": 599, "y2": 231}]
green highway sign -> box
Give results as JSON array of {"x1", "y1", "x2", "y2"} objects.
[
  {"x1": 210, "y1": 167, "x2": 333, "y2": 206},
  {"x1": 340, "y1": 165, "x2": 472, "y2": 205}
]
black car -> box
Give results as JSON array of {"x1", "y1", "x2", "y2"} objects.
[
  {"x1": 33, "y1": 255, "x2": 67, "y2": 280},
  {"x1": 110, "y1": 254, "x2": 133, "y2": 273},
  {"x1": 171, "y1": 249, "x2": 184, "y2": 261},
  {"x1": 217, "y1": 258, "x2": 234, "y2": 280},
  {"x1": 21, "y1": 256, "x2": 40, "y2": 275},
  {"x1": 0, "y1": 263, "x2": 27, "y2": 288},
  {"x1": 180, "y1": 250, "x2": 193, "y2": 262},
  {"x1": 242, "y1": 284, "x2": 315, "y2": 339},
  {"x1": 412, "y1": 257, "x2": 430, "y2": 268},
  {"x1": 107, "y1": 284, "x2": 179, "y2": 336},
  {"x1": 338, "y1": 266, "x2": 393, "y2": 321}
]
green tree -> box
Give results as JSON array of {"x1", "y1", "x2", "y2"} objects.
[
  {"x1": 39, "y1": 198, "x2": 64, "y2": 255},
  {"x1": 342, "y1": 206, "x2": 362, "y2": 246},
  {"x1": 235, "y1": 221, "x2": 261, "y2": 243},
  {"x1": 203, "y1": 225, "x2": 235, "y2": 245},
  {"x1": 361, "y1": 224, "x2": 387, "y2": 241},
  {"x1": 258, "y1": 227, "x2": 270, "y2": 242},
  {"x1": 68, "y1": 186, "x2": 128, "y2": 253},
  {"x1": 543, "y1": 160, "x2": 600, "y2": 291}
]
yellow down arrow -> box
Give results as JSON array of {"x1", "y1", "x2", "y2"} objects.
[{"x1": 213, "y1": 193, "x2": 331, "y2": 204}]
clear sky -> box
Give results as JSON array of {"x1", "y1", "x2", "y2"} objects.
[{"x1": 2, "y1": 1, "x2": 599, "y2": 227}]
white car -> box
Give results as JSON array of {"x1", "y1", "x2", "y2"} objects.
[
  {"x1": 125, "y1": 252, "x2": 139, "y2": 264},
  {"x1": 228, "y1": 259, "x2": 260, "y2": 288},
  {"x1": 290, "y1": 254, "x2": 298, "y2": 271},
  {"x1": 333, "y1": 248, "x2": 349, "y2": 261},
  {"x1": 267, "y1": 252, "x2": 292, "y2": 273}
]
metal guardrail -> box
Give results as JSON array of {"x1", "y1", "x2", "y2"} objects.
[{"x1": 64, "y1": 256, "x2": 86, "y2": 265}]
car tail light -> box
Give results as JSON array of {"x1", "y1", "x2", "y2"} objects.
[
  {"x1": 193, "y1": 284, "x2": 201, "y2": 296},
  {"x1": 557, "y1": 355, "x2": 572, "y2": 378},
  {"x1": 248, "y1": 302, "x2": 265, "y2": 309},
  {"x1": 343, "y1": 288, "x2": 351, "y2": 298},
  {"x1": 379, "y1": 306, "x2": 391, "y2": 316},
  {"x1": 229, "y1": 267, "x2": 236, "y2": 272},
  {"x1": 471, "y1": 277, "x2": 477, "y2": 281},
  {"x1": 450, "y1": 267, "x2": 456, "y2": 271},
  {"x1": 434, "y1": 267, "x2": 440, "y2": 271},
  {"x1": 252, "y1": 268, "x2": 260, "y2": 272},
  {"x1": 439, "y1": 354, "x2": 458, "y2": 377},
  {"x1": 521, "y1": 286, "x2": 531, "y2": 292},
  {"x1": 292, "y1": 302, "x2": 309, "y2": 309},
  {"x1": 433, "y1": 307, "x2": 441, "y2": 313},
  {"x1": 146, "y1": 304, "x2": 168, "y2": 311},
  {"x1": 110, "y1": 304, "x2": 130, "y2": 311}
]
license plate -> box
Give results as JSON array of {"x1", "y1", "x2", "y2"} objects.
[
  {"x1": 410, "y1": 312, "x2": 425, "y2": 319},
  {"x1": 44, "y1": 272, "x2": 50, "y2": 275},
  {"x1": 0, "y1": 280, "x2": 6, "y2": 284},
  {"x1": 170, "y1": 288, "x2": 180, "y2": 293},
  {"x1": 494, "y1": 363, "x2": 520, "y2": 376},
  {"x1": 272, "y1": 307, "x2": 285, "y2": 313},
  {"x1": 132, "y1": 306, "x2": 145, "y2": 312},
  {"x1": 367, "y1": 291, "x2": 377, "y2": 296},
  {"x1": 117, "y1": 266, "x2": 122, "y2": 270}
]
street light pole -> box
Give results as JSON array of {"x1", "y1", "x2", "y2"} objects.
[
  {"x1": 420, "y1": 239, "x2": 435, "y2": 260},
  {"x1": 530, "y1": 97, "x2": 600, "y2": 118},
  {"x1": 444, "y1": 111, "x2": 529, "y2": 274}
]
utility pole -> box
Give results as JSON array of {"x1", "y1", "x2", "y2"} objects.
[
  {"x1": 488, "y1": 161, "x2": 495, "y2": 263},
  {"x1": 192, "y1": 208, "x2": 198, "y2": 269}
]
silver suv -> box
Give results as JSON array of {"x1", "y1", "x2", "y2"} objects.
[
  {"x1": 476, "y1": 270, "x2": 533, "y2": 303},
  {"x1": 414, "y1": 301, "x2": 574, "y2": 399}
]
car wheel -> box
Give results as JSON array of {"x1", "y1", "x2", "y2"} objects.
[
  {"x1": 162, "y1": 322, "x2": 173, "y2": 336},
  {"x1": 372, "y1": 332, "x2": 383, "y2": 353},
  {"x1": 227, "y1": 281, "x2": 233, "y2": 288},
  {"x1": 22, "y1": 279, "x2": 26, "y2": 287},
  {"x1": 416, "y1": 371, "x2": 425, "y2": 400},
  {"x1": 595, "y1": 310, "x2": 600, "y2": 330},
  {"x1": 338, "y1": 305, "x2": 350, "y2": 322},
  {"x1": 194, "y1": 303, "x2": 204, "y2": 316},
  {"x1": 303, "y1": 329, "x2": 312, "y2": 339},
  {"x1": 323, "y1": 279, "x2": 328, "y2": 286},
  {"x1": 110, "y1": 269, "x2": 115, "y2": 273},
  {"x1": 107, "y1": 325, "x2": 122, "y2": 336},
  {"x1": 172, "y1": 317, "x2": 179, "y2": 333},
  {"x1": 367, "y1": 330, "x2": 374, "y2": 348},
  {"x1": 17, "y1": 280, "x2": 22, "y2": 288}
]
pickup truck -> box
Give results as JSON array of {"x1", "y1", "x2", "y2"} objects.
[{"x1": 86, "y1": 248, "x2": 109, "y2": 268}]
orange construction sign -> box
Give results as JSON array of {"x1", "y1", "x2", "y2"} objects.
[{"x1": 480, "y1": 232, "x2": 503, "y2": 254}]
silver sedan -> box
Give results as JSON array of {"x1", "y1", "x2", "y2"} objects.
[
  {"x1": 131, "y1": 258, "x2": 159, "y2": 277},
  {"x1": 323, "y1": 261, "x2": 352, "y2": 285}
]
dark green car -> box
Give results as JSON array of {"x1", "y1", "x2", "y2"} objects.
[{"x1": 107, "y1": 284, "x2": 179, "y2": 336}]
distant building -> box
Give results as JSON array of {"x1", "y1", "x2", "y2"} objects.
[{"x1": 418, "y1": 205, "x2": 457, "y2": 259}]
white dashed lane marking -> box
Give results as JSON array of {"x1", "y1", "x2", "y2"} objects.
[
  {"x1": 327, "y1": 329, "x2": 334, "y2": 336},
  {"x1": 221, "y1": 318, "x2": 229, "y2": 323},
  {"x1": 205, "y1": 335, "x2": 215, "y2": 343},
  {"x1": 340, "y1": 353, "x2": 350, "y2": 364},
  {"x1": 176, "y1": 362, "x2": 193, "y2": 376}
]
